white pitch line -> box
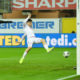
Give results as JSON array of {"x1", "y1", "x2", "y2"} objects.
[{"x1": 57, "y1": 74, "x2": 77, "y2": 80}]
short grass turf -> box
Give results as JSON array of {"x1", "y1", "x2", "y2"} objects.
[
  {"x1": 65, "y1": 75, "x2": 80, "y2": 80},
  {"x1": 0, "y1": 48, "x2": 76, "y2": 80}
]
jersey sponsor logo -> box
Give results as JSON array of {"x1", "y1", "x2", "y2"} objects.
[
  {"x1": 0, "y1": 21, "x2": 54, "y2": 29},
  {"x1": 12, "y1": 0, "x2": 76, "y2": 10}
]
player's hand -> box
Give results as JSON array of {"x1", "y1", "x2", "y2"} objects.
[{"x1": 27, "y1": 12, "x2": 31, "y2": 18}]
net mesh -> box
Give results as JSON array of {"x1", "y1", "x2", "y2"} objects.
[{"x1": 0, "y1": 0, "x2": 12, "y2": 13}]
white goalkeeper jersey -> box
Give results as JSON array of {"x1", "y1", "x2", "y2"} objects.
[{"x1": 23, "y1": 16, "x2": 35, "y2": 39}]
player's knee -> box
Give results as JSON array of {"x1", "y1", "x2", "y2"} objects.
[
  {"x1": 27, "y1": 47, "x2": 32, "y2": 51},
  {"x1": 41, "y1": 39, "x2": 45, "y2": 43},
  {"x1": 26, "y1": 47, "x2": 32, "y2": 52},
  {"x1": 28, "y1": 47, "x2": 32, "y2": 49}
]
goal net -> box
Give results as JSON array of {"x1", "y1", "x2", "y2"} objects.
[{"x1": 0, "y1": 0, "x2": 12, "y2": 13}]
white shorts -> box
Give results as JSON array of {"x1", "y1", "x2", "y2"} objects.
[{"x1": 27, "y1": 37, "x2": 42, "y2": 47}]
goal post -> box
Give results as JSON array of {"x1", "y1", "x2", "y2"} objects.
[{"x1": 77, "y1": 0, "x2": 80, "y2": 75}]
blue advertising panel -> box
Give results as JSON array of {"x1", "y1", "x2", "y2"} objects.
[{"x1": 0, "y1": 33, "x2": 76, "y2": 48}]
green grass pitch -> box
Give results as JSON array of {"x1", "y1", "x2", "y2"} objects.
[
  {"x1": 0, "y1": 48, "x2": 76, "y2": 80},
  {"x1": 65, "y1": 75, "x2": 80, "y2": 80}
]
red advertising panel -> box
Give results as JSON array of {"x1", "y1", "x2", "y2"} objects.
[{"x1": 12, "y1": 0, "x2": 76, "y2": 10}]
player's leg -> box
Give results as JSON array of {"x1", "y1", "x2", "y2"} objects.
[
  {"x1": 41, "y1": 39, "x2": 48, "y2": 50},
  {"x1": 19, "y1": 39, "x2": 33, "y2": 64},
  {"x1": 41, "y1": 39, "x2": 54, "y2": 52},
  {"x1": 19, "y1": 47, "x2": 32, "y2": 64},
  {"x1": 34, "y1": 38, "x2": 54, "y2": 53},
  {"x1": 22, "y1": 47, "x2": 32, "y2": 59}
]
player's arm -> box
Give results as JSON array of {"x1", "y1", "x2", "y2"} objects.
[
  {"x1": 23, "y1": 13, "x2": 31, "y2": 26},
  {"x1": 18, "y1": 34, "x2": 27, "y2": 43}
]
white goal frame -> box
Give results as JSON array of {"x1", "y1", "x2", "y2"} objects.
[{"x1": 77, "y1": 0, "x2": 80, "y2": 75}]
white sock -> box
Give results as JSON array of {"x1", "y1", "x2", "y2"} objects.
[
  {"x1": 22, "y1": 51, "x2": 27, "y2": 59},
  {"x1": 43, "y1": 44, "x2": 49, "y2": 50}
]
